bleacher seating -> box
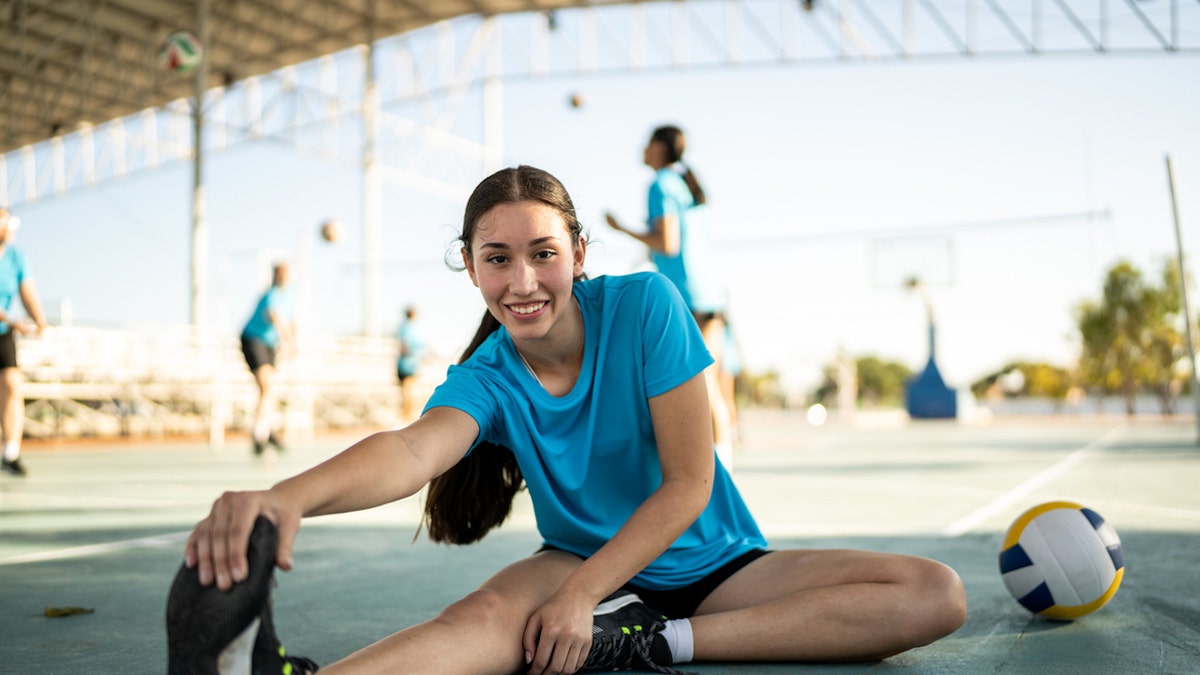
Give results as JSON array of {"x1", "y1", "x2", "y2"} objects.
[{"x1": 17, "y1": 325, "x2": 432, "y2": 445}]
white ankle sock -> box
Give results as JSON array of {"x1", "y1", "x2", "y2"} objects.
[
  {"x1": 217, "y1": 616, "x2": 259, "y2": 675},
  {"x1": 660, "y1": 618, "x2": 694, "y2": 664},
  {"x1": 2, "y1": 439, "x2": 19, "y2": 461}
]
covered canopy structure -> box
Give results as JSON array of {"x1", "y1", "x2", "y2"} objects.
[
  {"x1": 5, "y1": 0, "x2": 1195, "y2": 155},
  {"x1": 3, "y1": 0, "x2": 630, "y2": 333},
  {"x1": 3, "y1": 0, "x2": 1196, "y2": 334},
  {"x1": 2, "y1": 0, "x2": 630, "y2": 154}
]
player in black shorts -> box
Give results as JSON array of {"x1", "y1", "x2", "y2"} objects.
[{"x1": 0, "y1": 208, "x2": 47, "y2": 478}]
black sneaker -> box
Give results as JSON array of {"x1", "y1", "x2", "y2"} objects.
[
  {"x1": 252, "y1": 599, "x2": 320, "y2": 674},
  {"x1": 166, "y1": 516, "x2": 318, "y2": 674},
  {"x1": 267, "y1": 433, "x2": 286, "y2": 451},
  {"x1": 253, "y1": 439, "x2": 266, "y2": 456},
  {"x1": 1, "y1": 457, "x2": 27, "y2": 476},
  {"x1": 581, "y1": 591, "x2": 686, "y2": 674}
]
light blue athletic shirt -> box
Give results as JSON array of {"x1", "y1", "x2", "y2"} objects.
[
  {"x1": 0, "y1": 247, "x2": 30, "y2": 336},
  {"x1": 396, "y1": 320, "x2": 425, "y2": 375},
  {"x1": 425, "y1": 272, "x2": 766, "y2": 590},
  {"x1": 241, "y1": 286, "x2": 291, "y2": 347},
  {"x1": 646, "y1": 168, "x2": 726, "y2": 314}
]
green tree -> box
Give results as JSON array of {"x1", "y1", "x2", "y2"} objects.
[
  {"x1": 971, "y1": 361, "x2": 1072, "y2": 400},
  {"x1": 813, "y1": 354, "x2": 912, "y2": 408},
  {"x1": 1075, "y1": 259, "x2": 1187, "y2": 415},
  {"x1": 1139, "y1": 260, "x2": 1186, "y2": 414}
]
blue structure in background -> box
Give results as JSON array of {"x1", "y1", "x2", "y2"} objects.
[{"x1": 905, "y1": 279, "x2": 957, "y2": 419}]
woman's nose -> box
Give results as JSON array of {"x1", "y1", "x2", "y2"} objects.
[{"x1": 510, "y1": 260, "x2": 537, "y2": 295}]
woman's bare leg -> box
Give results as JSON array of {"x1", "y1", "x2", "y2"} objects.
[
  {"x1": 697, "y1": 316, "x2": 732, "y2": 465},
  {"x1": 0, "y1": 367, "x2": 23, "y2": 449},
  {"x1": 320, "y1": 550, "x2": 583, "y2": 675},
  {"x1": 689, "y1": 549, "x2": 966, "y2": 662}
]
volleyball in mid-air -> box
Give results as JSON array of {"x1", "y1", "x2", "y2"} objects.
[
  {"x1": 158, "y1": 31, "x2": 203, "y2": 73},
  {"x1": 998, "y1": 501, "x2": 1124, "y2": 620},
  {"x1": 319, "y1": 219, "x2": 341, "y2": 243}
]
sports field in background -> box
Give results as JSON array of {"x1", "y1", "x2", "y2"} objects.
[{"x1": 2, "y1": 410, "x2": 1198, "y2": 673}]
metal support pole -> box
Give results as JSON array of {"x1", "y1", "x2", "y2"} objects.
[
  {"x1": 1167, "y1": 155, "x2": 1200, "y2": 445},
  {"x1": 191, "y1": 0, "x2": 210, "y2": 330},
  {"x1": 191, "y1": 0, "x2": 219, "y2": 446},
  {"x1": 483, "y1": 17, "x2": 504, "y2": 174},
  {"x1": 362, "y1": 1, "x2": 381, "y2": 337}
]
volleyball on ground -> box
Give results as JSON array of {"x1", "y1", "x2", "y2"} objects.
[
  {"x1": 158, "y1": 31, "x2": 203, "y2": 73},
  {"x1": 319, "y1": 219, "x2": 341, "y2": 243},
  {"x1": 998, "y1": 500, "x2": 1124, "y2": 620}
]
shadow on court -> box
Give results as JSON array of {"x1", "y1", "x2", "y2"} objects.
[{"x1": 1, "y1": 412, "x2": 1198, "y2": 673}]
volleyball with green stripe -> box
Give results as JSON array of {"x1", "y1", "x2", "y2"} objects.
[
  {"x1": 998, "y1": 501, "x2": 1124, "y2": 620},
  {"x1": 158, "y1": 31, "x2": 203, "y2": 73}
]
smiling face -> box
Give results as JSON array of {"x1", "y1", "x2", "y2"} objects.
[{"x1": 463, "y1": 200, "x2": 586, "y2": 350}]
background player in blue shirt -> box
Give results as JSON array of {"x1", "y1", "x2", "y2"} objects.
[
  {"x1": 240, "y1": 262, "x2": 295, "y2": 455},
  {"x1": 394, "y1": 304, "x2": 426, "y2": 424},
  {"x1": 605, "y1": 125, "x2": 736, "y2": 470},
  {"x1": 0, "y1": 207, "x2": 47, "y2": 477},
  {"x1": 169, "y1": 167, "x2": 966, "y2": 675}
]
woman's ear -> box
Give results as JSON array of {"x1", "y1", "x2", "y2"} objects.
[
  {"x1": 572, "y1": 237, "x2": 587, "y2": 278},
  {"x1": 462, "y1": 246, "x2": 479, "y2": 287}
]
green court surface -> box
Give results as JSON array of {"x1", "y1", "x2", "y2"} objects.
[{"x1": 2, "y1": 410, "x2": 1198, "y2": 673}]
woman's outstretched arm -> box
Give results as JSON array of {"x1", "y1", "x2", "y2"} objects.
[{"x1": 185, "y1": 406, "x2": 480, "y2": 590}]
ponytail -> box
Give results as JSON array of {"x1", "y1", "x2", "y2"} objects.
[
  {"x1": 420, "y1": 310, "x2": 525, "y2": 545},
  {"x1": 679, "y1": 164, "x2": 706, "y2": 206},
  {"x1": 650, "y1": 125, "x2": 706, "y2": 206}
]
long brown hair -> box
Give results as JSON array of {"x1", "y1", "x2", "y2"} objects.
[
  {"x1": 651, "y1": 124, "x2": 706, "y2": 206},
  {"x1": 421, "y1": 165, "x2": 585, "y2": 545}
]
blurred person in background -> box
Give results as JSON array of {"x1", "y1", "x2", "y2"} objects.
[
  {"x1": 240, "y1": 262, "x2": 295, "y2": 456},
  {"x1": 606, "y1": 125, "x2": 734, "y2": 469},
  {"x1": 395, "y1": 304, "x2": 427, "y2": 424},
  {"x1": 0, "y1": 207, "x2": 47, "y2": 477}
]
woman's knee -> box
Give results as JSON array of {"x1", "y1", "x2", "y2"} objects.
[
  {"x1": 436, "y1": 588, "x2": 520, "y2": 635},
  {"x1": 910, "y1": 558, "x2": 968, "y2": 639},
  {"x1": 1, "y1": 367, "x2": 21, "y2": 390}
]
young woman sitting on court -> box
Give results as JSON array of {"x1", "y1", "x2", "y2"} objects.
[{"x1": 168, "y1": 165, "x2": 967, "y2": 675}]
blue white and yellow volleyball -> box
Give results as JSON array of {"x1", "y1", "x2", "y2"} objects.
[
  {"x1": 998, "y1": 500, "x2": 1124, "y2": 620},
  {"x1": 158, "y1": 31, "x2": 203, "y2": 73}
]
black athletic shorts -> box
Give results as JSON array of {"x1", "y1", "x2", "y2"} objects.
[
  {"x1": 240, "y1": 335, "x2": 276, "y2": 372},
  {"x1": 537, "y1": 545, "x2": 772, "y2": 619},
  {"x1": 0, "y1": 330, "x2": 16, "y2": 369},
  {"x1": 691, "y1": 310, "x2": 726, "y2": 326}
]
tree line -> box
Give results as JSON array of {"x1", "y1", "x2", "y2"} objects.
[{"x1": 808, "y1": 259, "x2": 1193, "y2": 416}]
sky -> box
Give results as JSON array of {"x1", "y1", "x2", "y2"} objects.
[{"x1": 6, "y1": 9, "x2": 1200, "y2": 397}]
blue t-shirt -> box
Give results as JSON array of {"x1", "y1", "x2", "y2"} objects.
[
  {"x1": 241, "y1": 286, "x2": 292, "y2": 347},
  {"x1": 425, "y1": 272, "x2": 766, "y2": 590},
  {"x1": 0, "y1": 247, "x2": 30, "y2": 336},
  {"x1": 396, "y1": 320, "x2": 425, "y2": 376},
  {"x1": 646, "y1": 168, "x2": 726, "y2": 313}
]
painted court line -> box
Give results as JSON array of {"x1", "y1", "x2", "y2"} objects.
[
  {"x1": 941, "y1": 424, "x2": 1125, "y2": 537},
  {"x1": 0, "y1": 531, "x2": 190, "y2": 566}
]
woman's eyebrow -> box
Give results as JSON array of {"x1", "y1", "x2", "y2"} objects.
[{"x1": 478, "y1": 236, "x2": 560, "y2": 250}]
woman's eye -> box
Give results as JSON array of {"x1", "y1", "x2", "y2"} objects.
[
  {"x1": 486, "y1": 254, "x2": 508, "y2": 264},
  {"x1": 534, "y1": 250, "x2": 556, "y2": 260}
]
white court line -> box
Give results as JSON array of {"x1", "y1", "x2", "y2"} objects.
[
  {"x1": 0, "y1": 530, "x2": 190, "y2": 566},
  {"x1": 941, "y1": 424, "x2": 1126, "y2": 537}
]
